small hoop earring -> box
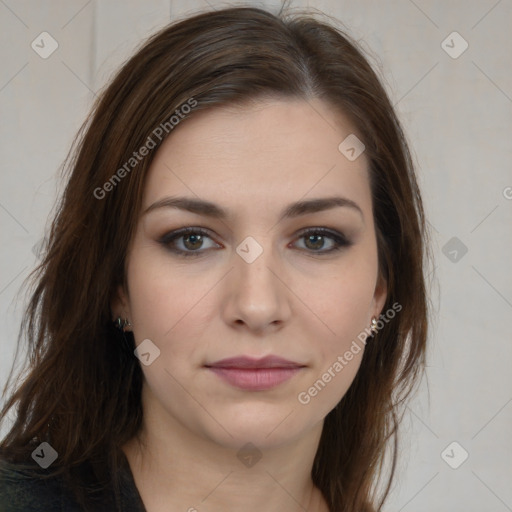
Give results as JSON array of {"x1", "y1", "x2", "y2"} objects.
[
  {"x1": 114, "y1": 317, "x2": 132, "y2": 332},
  {"x1": 370, "y1": 317, "x2": 379, "y2": 336}
]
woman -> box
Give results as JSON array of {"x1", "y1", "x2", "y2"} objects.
[{"x1": 0, "y1": 4, "x2": 430, "y2": 511}]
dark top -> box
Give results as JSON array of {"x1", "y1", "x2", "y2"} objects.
[{"x1": 0, "y1": 450, "x2": 146, "y2": 511}]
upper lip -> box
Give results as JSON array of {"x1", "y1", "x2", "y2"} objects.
[{"x1": 205, "y1": 355, "x2": 305, "y2": 369}]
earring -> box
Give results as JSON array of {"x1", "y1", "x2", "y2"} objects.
[
  {"x1": 114, "y1": 317, "x2": 132, "y2": 331},
  {"x1": 370, "y1": 317, "x2": 378, "y2": 336}
]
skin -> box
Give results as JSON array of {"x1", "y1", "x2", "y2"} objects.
[{"x1": 114, "y1": 97, "x2": 387, "y2": 512}]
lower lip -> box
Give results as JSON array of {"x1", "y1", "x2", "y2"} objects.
[{"x1": 206, "y1": 367, "x2": 303, "y2": 391}]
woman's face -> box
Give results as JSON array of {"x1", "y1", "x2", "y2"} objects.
[{"x1": 115, "y1": 98, "x2": 387, "y2": 450}]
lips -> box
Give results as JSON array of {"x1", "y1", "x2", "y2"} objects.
[
  {"x1": 204, "y1": 356, "x2": 306, "y2": 391},
  {"x1": 205, "y1": 355, "x2": 305, "y2": 369}
]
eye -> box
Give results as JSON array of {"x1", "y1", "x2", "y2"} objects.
[
  {"x1": 292, "y1": 227, "x2": 351, "y2": 254},
  {"x1": 158, "y1": 227, "x2": 221, "y2": 257},
  {"x1": 158, "y1": 226, "x2": 351, "y2": 258}
]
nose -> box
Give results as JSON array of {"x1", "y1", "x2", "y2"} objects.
[{"x1": 220, "y1": 239, "x2": 292, "y2": 334}]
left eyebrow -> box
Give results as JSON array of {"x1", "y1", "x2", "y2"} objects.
[
  {"x1": 279, "y1": 196, "x2": 364, "y2": 222},
  {"x1": 143, "y1": 195, "x2": 364, "y2": 222}
]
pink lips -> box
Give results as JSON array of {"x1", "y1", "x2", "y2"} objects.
[{"x1": 205, "y1": 356, "x2": 305, "y2": 391}]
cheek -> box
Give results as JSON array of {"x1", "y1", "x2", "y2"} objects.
[
  {"x1": 296, "y1": 276, "x2": 373, "y2": 414},
  {"x1": 298, "y1": 256, "x2": 378, "y2": 413},
  {"x1": 126, "y1": 247, "x2": 217, "y2": 353},
  {"x1": 305, "y1": 248, "x2": 378, "y2": 344}
]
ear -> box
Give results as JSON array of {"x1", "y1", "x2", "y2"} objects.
[
  {"x1": 111, "y1": 283, "x2": 131, "y2": 321},
  {"x1": 372, "y1": 272, "x2": 388, "y2": 319}
]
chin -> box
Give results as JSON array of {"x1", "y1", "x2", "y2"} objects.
[{"x1": 199, "y1": 405, "x2": 314, "y2": 450}]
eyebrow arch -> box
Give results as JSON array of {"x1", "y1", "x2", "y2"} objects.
[{"x1": 143, "y1": 195, "x2": 364, "y2": 222}]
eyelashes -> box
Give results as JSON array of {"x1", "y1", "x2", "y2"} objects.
[
  {"x1": 158, "y1": 226, "x2": 352, "y2": 258},
  {"x1": 158, "y1": 227, "x2": 219, "y2": 256}
]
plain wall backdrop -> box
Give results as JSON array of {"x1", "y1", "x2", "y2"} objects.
[{"x1": 1, "y1": 1, "x2": 511, "y2": 510}]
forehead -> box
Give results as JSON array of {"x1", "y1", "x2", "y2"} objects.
[{"x1": 142, "y1": 98, "x2": 371, "y2": 220}]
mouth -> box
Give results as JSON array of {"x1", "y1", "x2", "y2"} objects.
[{"x1": 204, "y1": 355, "x2": 306, "y2": 391}]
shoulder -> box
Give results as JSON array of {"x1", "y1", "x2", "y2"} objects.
[{"x1": 0, "y1": 458, "x2": 80, "y2": 512}]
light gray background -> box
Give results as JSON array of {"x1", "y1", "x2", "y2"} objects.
[{"x1": 1, "y1": 1, "x2": 511, "y2": 511}]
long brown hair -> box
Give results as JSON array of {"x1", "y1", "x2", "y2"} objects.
[{"x1": 0, "y1": 5, "x2": 431, "y2": 511}]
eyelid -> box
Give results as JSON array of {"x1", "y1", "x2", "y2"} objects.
[
  {"x1": 158, "y1": 227, "x2": 221, "y2": 250},
  {"x1": 291, "y1": 227, "x2": 351, "y2": 252},
  {"x1": 158, "y1": 226, "x2": 351, "y2": 257},
  {"x1": 294, "y1": 226, "x2": 349, "y2": 242}
]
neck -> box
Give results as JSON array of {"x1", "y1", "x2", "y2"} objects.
[{"x1": 121, "y1": 389, "x2": 329, "y2": 512}]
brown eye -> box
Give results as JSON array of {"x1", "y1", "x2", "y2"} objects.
[
  {"x1": 294, "y1": 228, "x2": 351, "y2": 254},
  {"x1": 304, "y1": 233, "x2": 326, "y2": 250},
  {"x1": 182, "y1": 233, "x2": 204, "y2": 251},
  {"x1": 158, "y1": 227, "x2": 221, "y2": 257}
]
